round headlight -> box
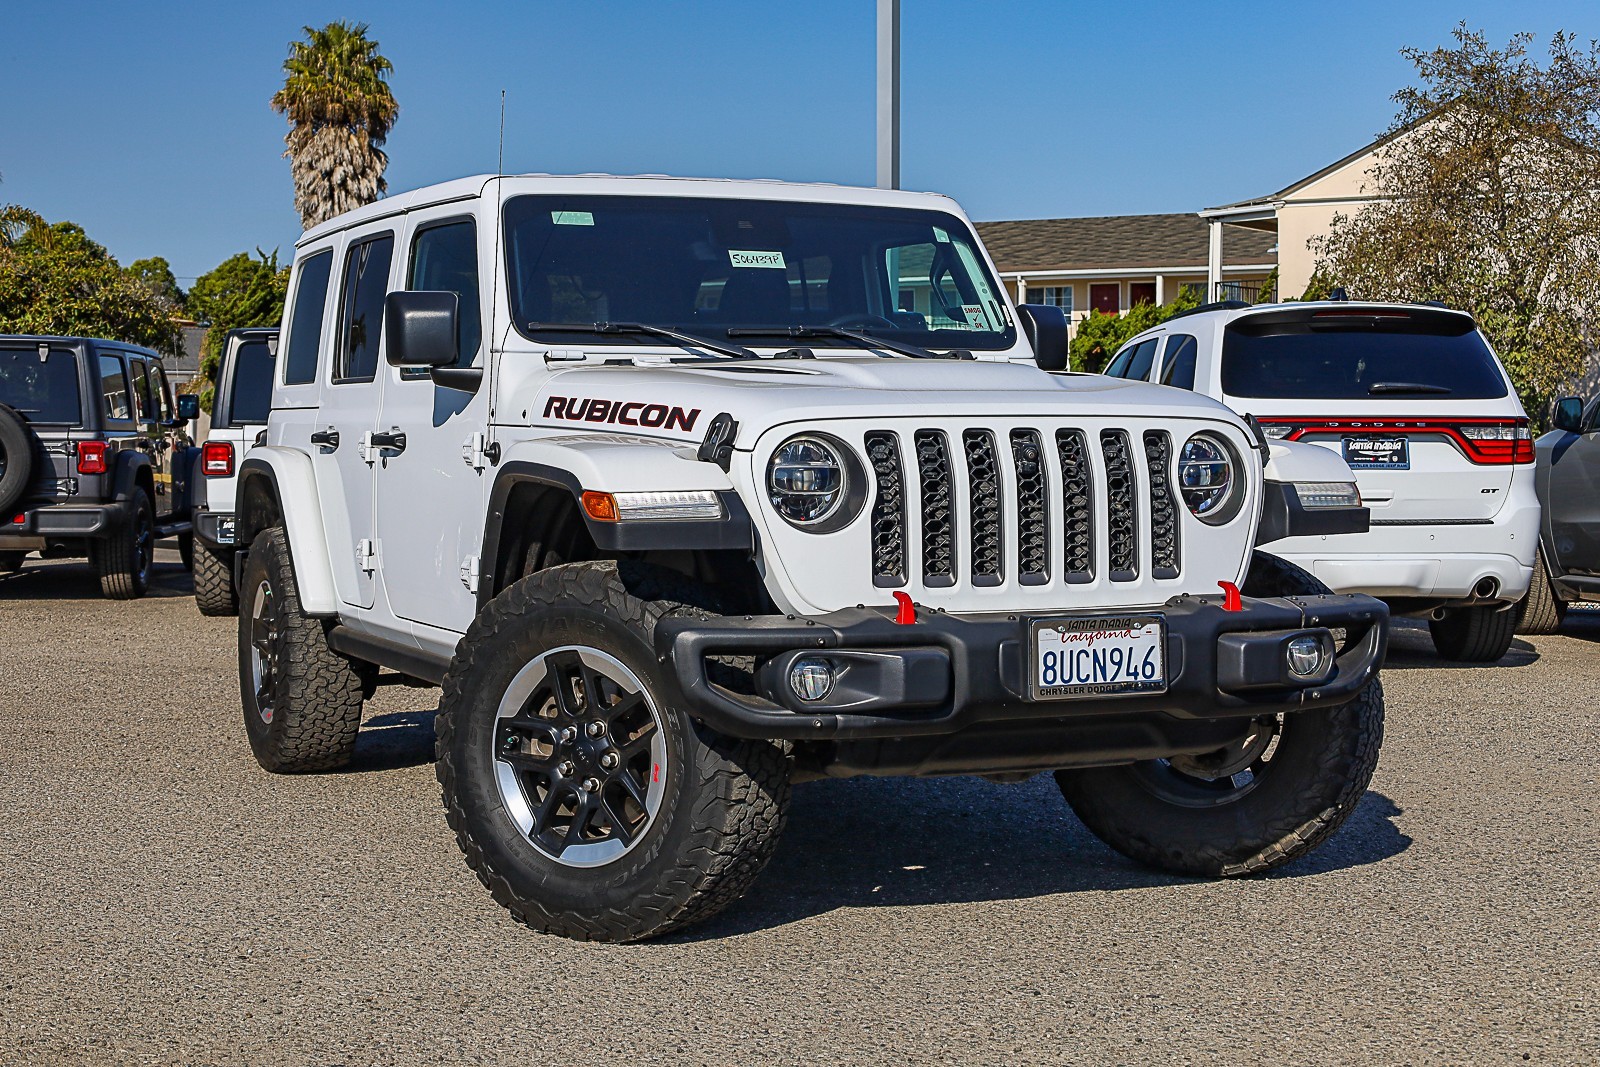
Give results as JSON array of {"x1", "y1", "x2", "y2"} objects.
[
  {"x1": 768, "y1": 435, "x2": 847, "y2": 527},
  {"x1": 1178, "y1": 432, "x2": 1243, "y2": 524}
]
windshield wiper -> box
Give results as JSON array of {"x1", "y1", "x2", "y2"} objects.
[
  {"x1": 526, "y1": 321, "x2": 758, "y2": 361},
  {"x1": 1368, "y1": 381, "x2": 1452, "y2": 395},
  {"x1": 727, "y1": 325, "x2": 971, "y2": 360}
]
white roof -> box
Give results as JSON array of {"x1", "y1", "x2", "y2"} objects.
[{"x1": 297, "y1": 173, "x2": 963, "y2": 247}]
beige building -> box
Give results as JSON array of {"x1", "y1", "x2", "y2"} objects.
[{"x1": 975, "y1": 214, "x2": 1277, "y2": 336}]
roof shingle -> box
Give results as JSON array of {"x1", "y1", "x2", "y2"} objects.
[{"x1": 974, "y1": 213, "x2": 1277, "y2": 273}]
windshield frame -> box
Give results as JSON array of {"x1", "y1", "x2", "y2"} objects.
[{"x1": 500, "y1": 194, "x2": 1017, "y2": 353}]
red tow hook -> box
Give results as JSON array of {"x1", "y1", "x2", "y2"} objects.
[
  {"x1": 1217, "y1": 580, "x2": 1243, "y2": 612},
  {"x1": 892, "y1": 591, "x2": 917, "y2": 625}
]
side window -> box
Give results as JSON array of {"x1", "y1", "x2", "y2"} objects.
[
  {"x1": 128, "y1": 359, "x2": 154, "y2": 424},
  {"x1": 335, "y1": 234, "x2": 395, "y2": 383},
  {"x1": 1103, "y1": 345, "x2": 1136, "y2": 378},
  {"x1": 283, "y1": 251, "x2": 334, "y2": 386},
  {"x1": 406, "y1": 220, "x2": 482, "y2": 376},
  {"x1": 1161, "y1": 334, "x2": 1199, "y2": 391},
  {"x1": 98, "y1": 355, "x2": 132, "y2": 423},
  {"x1": 1125, "y1": 338, "x2": 1159, "y2": 381},
  {"x1": 148, "y1": 363, "x2": 173, "y2": 422}
]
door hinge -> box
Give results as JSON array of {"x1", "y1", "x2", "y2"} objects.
[
  {"x1": 463, "y1": 432, "x2": 501, "y2": 471},
  {"x1": 356, "y1": 538, "x2": 379, "y2": 574},
  {"x1": 459, "y1": 554, "x2": 481, "y2": 592}
]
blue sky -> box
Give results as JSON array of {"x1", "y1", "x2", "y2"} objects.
[{"x1": 2, "y1": 1, "x2": 1592, "y2": 283}]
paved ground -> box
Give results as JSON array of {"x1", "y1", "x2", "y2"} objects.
[{"x1": 1, "y1": 548, "x2": 1597, "y2": 1066}]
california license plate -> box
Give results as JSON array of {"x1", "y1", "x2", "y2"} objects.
[
  {"x1": 1342, "y1": 436, "x2": 1409, "y2": 470},
  {"x1": 1031, "y1": 615, "x2": 1167, "y2": 700}
]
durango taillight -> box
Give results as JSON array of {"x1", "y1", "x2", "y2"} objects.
[
  {"x1": 202, "y1": 441, "x2": 236, "y2": 477},
  {"x1": 1255, "y1": 417, "x2": 1534, "y2": 465},
  {"x1": 76, "y1": 441, "x2": 108, "y2": 475}
]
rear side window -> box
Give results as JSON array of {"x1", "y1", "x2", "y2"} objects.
[
  {"x1": 99, "y1": 355, "x2": 133, "y2": 422},
  {"x1": 1222, "y1": 309, "x2": 1508, "y2": 400},
  {"x1": 407, "y1": 220, "x2": 481, "y2": 374},
  {"x1": 283, "y1": 251, "x2": 334, "y2": 386},
  {"x1": 0, "y1": 348, "x2": 82, "y2": 424},
  {"x1": 335, "y1": 235, "x2": 395, "y2": 383},
  {"x1": 1106, "y1": 337, "x2": 1158, "y2": 380},
  {"x1": 1161, "y1": 334, "x2": 1198, "y2": 390},
  {"x1": 224, "y1": 341, "x2": 276, "y2": 424}
]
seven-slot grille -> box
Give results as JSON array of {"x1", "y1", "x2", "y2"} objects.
[{"x1": 865, "y1": 424, "x2": 1184, "y2": 590}]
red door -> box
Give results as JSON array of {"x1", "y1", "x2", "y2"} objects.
[
  {"x1": 1089, "y1": 283, "x2": 1120, "y2": 315},
  {"x1": 1129, "y1": 282, "x2": 1156, "y2": 306}
]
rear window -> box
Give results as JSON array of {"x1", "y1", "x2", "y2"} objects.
[
  {"x1": 0, "y1": 348, "x2": 82, "y2": 424},
  {"x1": 223, "y1": 340, "x2": 275, "y2": 425},
  {"x1": 1222, "y1": 308, "x2": 1507, "y2": 400}
]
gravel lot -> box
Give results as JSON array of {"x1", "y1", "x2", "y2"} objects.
[{"x1": 1, "y1": 547, "x2": 1597, "y2": 1066}]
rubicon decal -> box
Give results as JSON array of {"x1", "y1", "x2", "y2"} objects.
[{"x1": 543, "y1": 396, "x2": 701, "y2": 432}]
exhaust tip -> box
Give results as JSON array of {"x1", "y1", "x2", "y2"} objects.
[{"x1": 1474, "y1": 577, "x2": 1500, "y2": 599}]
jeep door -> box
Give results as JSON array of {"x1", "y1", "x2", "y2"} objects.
[
  {"x1": 1542, "y1": 399, "x2": 1600, "y2": 578},
  {"x1": 127, "y1": 356, "x2": 175, "y2": 520},
  {"x1": 373, "y1": 208, "x2": 490, "y2": 634}
]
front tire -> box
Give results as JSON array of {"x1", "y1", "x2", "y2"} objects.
[
  {"x1": 194, "y1": 540, "x2": 238, "y2": 616},
  {"x1": 1515, "y1": 548, "x2": 1566, "y2": 635},
  {"x1": 1429, "y1": 603, "x2": 1517, "y2": 662},
  {"x1": 237, "y1": 528, "x2": 364, "y2": 772},
  {"x1": 90, "y1": 489, "x2": 154, "y2": 600},
  {"x1": 1054, "y1": 551, "x2": 1384, "y2": 877},
  {"x1": 436, "y1": 560, "x2": 789, "y2": 942}
]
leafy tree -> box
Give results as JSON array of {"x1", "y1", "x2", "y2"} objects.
[
  {"x1": 187, "y1": 250, "x2": 289, "y2": 410},
  {"x1": 272, "y1": 21, "x2": 399, "y2": 230},
  {"x1": 1068, "y1": 286, "x2": 1200, "y2": 373},
  {"x1": 1312, "y1": 26, "x2": 1600, "y2": 416},
  {"x1": 0, "y1": 205, "x2": 182, "y2": 355},
  {"x1": 126, "y1": 256, "x2": 186, "y2": 309}
]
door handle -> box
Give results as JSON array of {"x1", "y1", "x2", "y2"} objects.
[
  {"x1": 369, "y1": 430, "x2": 407, "y2": 453},
  {"x1": 310, "y1": 429, "x2": 340, "y2": 450}
]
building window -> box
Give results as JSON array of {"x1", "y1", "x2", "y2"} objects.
[{"x1": 1027, "y1": 285, "x2": 1073, "y2": 315}]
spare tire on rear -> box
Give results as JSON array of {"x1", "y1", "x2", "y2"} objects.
[{"x1": 0, "y1": 403, "x2": 37, "y2": 516}]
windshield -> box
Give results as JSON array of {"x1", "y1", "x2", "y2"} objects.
[
  {"x1": 0, "y1": 347, "x2": 83, "y2": 424},
  {"x1": 223, "y1": 340, "x2": 275, "y2": 425},
  {"x1": 503, "y1": 195, "x2": 1015, "y2": 351},
  {"x1": 1222, "y1": 307, "x2": 1507, "y2": 400}
]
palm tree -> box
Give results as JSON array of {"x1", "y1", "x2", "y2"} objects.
[{"x1": 271, "y1": 22, "x2": 399, "y2": 230}]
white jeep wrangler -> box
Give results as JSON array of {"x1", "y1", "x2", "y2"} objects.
[{"x1": 235, "y1": 175, "x2": 1389, "y2": 942}]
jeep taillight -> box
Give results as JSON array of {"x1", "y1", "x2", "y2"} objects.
[
  {"x1": 76, "y1": 441, "x2": 108, "y2": 475},
  {"x1": 1255, "y1": 417, "x2": 1534, "y2": 465},
  {"x1": 202, "y1": 441, "x2": 235, "y2": 477}
]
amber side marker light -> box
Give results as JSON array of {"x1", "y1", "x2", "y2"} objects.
[{"x1": 581, "y1": 491, "x2": 619, "y2": 522}]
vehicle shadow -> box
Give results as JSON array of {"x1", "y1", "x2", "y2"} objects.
[
  {"x1": 0, "y1": 555, "x2": 194, "y2": 601},
  {"x1": 679, "y1": 777, "x2": 1411, "y2": 940},
  {"x1": 1379, "y1": 618, "x2": 1539, "y2": 670},
  {"x1": 349, "y1": 709, "x2": 439, "y2": 772}
]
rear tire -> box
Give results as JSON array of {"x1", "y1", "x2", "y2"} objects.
[
  {"x1": 237, "y1": 528, "x2": 364, "y2": 772},
  {"x1": 193, "y1": 539, "x2": 238, "y2": 616},
  {"x1": 1429, "y1": 603, "x2": 1517, "y2": 662},
  {"x1": 436, "y1": 560, "x2": 789, "y2": 942},
  {"x1": 0, "y1": 551, "x2": 26, "y2": 572},
  {"x1": 1055, "y1": 550, "x2": 1385, "y2": 877},
  {"x1": 90, "y1": 489, "x2": 154, "y2": 600},
  {"x1": 1515, "y1": 548, "x2": 1566, "y2": 635}
]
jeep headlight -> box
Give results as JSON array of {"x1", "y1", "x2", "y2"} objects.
[
  {"x1": 1178, "y1": 432, "x2": 1244, "y2": 525},
  {"x1": 767, "y1": 434, "x2": 862, "y2": 531}
]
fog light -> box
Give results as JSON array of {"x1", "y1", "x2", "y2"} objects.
[
  {"x1": 788, "y1": 658, "x2": 835, "y2": 702},
  {"x1": 1286, "y1": 635, "x2": 1328, "y2": 678}
]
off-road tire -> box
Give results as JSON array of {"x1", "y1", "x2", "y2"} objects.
[
  {"x1": 237, "y1": 528, "x2": 364, "y2": 772},
  {"x1": 89, "y1": 489, "x2": 154, "y2": 600},
  {"x1": 1515, "y1": 547, "x2": 1566, "y2": 636},
  {"x1": 436, "y1": 560, "x2": 789, "y2": 942},
  {"x1": 193, "y1": 539, "x2": 238, "y2": 617},
  {"x1": 0, "y1": 403, "x2": 35, "y2": 515},
  {"x1": 1429, "y1": 603, "x2": 1518, "y2": 662},
  {"x1": 1054, "y1": 550, "x2": 1384, "y2": 877},
  {"x1": 0, "y1": 551, "x2": 26, "y2": 572}
]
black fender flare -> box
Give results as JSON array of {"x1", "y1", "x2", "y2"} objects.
[{"x1": 111, "y1": 449, "x2": 154, "y2": 504}]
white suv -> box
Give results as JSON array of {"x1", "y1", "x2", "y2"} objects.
[
  {"x1": 1105, "y1": 300, "x2": 1538, "y2": 661},
  {"x1": 234, "y1": 175, "x2": 1390, "y2": 941}
]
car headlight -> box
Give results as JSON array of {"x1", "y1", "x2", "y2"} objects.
[
  {"x1": 767, "y1": 434, "x2": 863, "y2": 531},
  {"x1": 1293, "y1": 481, "x2": 1361, "y2": 509},
  {"x1": 1178, "y1": 432, "x2": 1244, "y2": 525}
]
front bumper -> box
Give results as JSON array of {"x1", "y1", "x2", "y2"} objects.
[
  {"x1": 2, "y1": 500, "x2": 126, "y2": 540},
  {"x1": 657, "y1": 591, "x2": 1388, "y2": 742}
]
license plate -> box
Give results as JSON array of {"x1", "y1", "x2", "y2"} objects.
[
  {"x1": 217, "y1": 517, "x2": 236, "y2": 545},
  {"x1": 1031, "y1": 615, "x2": 1166, "y2": 700},
  {"x1": 1342, "y1": 436, "x2": 1410, "y2": 470}
]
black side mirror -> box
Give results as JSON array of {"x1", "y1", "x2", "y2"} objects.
[
  {"x1": 177, "y1": 394, "x2": 201, "y2": 421},
  {"x1": 1553, "y1": 396, "x2": 1585, "y2": 434},
  {"x1": 1017, "y1": 304, "x2": 1069, "y2": 372},
  {"x1": 385, "y1": 291, "x2": 459, "y2": 368}
]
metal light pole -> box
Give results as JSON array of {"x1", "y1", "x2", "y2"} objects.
[{"x1": 876, "y1": 0, "x2": 900, "y2": 190}]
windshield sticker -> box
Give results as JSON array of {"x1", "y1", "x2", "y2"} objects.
[
  {"x1": 551, "y1": 210, "x2": 595, "y2": 226},
  {"x1": 962, "y1": 305, "x2": 986, "y2": 326},
  {"x1": 728, "y1": 249, "x2": 786, "y2": 269},
  {"x1": 933, "y1": 227, "x2": 951, "y2": 243}
]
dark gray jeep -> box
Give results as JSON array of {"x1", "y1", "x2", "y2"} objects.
[{"x1": 0, "y1": 336, "x2": 200, "y2": 598}]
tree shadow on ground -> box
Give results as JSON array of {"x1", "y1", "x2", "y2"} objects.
[{"x1": 680, "y1": 776, "x2": 1410, "y2": 940}]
